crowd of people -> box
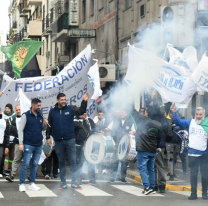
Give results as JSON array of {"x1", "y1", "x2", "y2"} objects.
[{"x1": 0, "y1": 89, "x2": 207, "y2": 201}]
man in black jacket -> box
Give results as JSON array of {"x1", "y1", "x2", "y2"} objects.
[
  {"x1": 46, "y1": 92, "x2": 90, "y2": 190},
  {"x1": 135, "y1": 110, "x2": 161, "y2": 195},
  {"x1": 0, "y1": 107, "x2": 10, "y2": 175},
  {"x1": 6, "y1": 105, "x2": 22, "y2": 182},
  {"x1": 74, "y1": 113, "x2": 95, "y2": 185}
]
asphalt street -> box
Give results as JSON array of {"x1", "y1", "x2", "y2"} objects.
[{"x1": 0, "y1": 176, "x2": 207, "y2": 206}]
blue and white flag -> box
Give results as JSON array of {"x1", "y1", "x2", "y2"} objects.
[
  {"x1": 192, "y1": 53, "x2": 208, "y2": 92},
  {"x1": 167, "y1": 45, "x2": 198, "y2": 73},
  {"x1": 87, "y1": 61, "x2": 102, "y2": 100},
  {"x1": 126, "y1": 44, "x2": 197, "y2": 108}
]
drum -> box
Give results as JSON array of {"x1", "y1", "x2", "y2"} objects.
[
  {"x1": 117, "y1": 134, "x2": 137, "y2": 162},
  {"x1": 84, "y1": 133, "x2": 115, "y2": 164},
  {"x1": 43, "y1": 136, "x2": 54, "y2": 157}
]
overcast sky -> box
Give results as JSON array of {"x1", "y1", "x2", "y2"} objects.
[{"x1": 0, "y1": 0, "x2": 10, "y2": 44}]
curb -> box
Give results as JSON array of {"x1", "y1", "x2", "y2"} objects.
[{"x1": 127, "y1": 173, "x2": 202, "y2": 193}]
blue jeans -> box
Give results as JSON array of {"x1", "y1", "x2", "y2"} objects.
[
  {"x1": 20, "y1": 144, "x2": 42, "y2": 185},
  {"x1": 76, "y1": 142, "x2": 85, "y2": 179},
  {"x1": 137, "y1": 151, "x2": 156, "y2": 189},
  {"x1": 87, "y1": 161, "x2": 95, "y2": 181},
  {"x1": 55, "y1": 138, "x2": 77, "y2": 183}
]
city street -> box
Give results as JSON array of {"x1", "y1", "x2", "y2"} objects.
[{"x1": 0, "y1": 177, "x2": 207, "y2": 206}]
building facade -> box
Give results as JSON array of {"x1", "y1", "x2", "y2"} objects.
[{"x1": 6, "y1": 0, "x2": 208, "y2": 115}]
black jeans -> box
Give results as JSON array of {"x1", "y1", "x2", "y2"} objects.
[
  {"x1": 55, "y1": 138, "x2": 77, "y2": 183},
  {"x1": 188, "y1": 155, "x2": 208, "y2": 194},
  {"x1": 42, "y1": 150, "x2": 59, "y2": 176}
]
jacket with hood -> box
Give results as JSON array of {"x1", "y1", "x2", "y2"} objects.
[
  {"x1": 135, "y1": 113, "x2": 162, "y2": 153},
  {"x1": 46, "y1": 100, "x2": 87, "y2": 141}
]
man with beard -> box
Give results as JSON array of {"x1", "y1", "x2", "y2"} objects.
[
  {"x1": 170, "y1": 104, "x2": 208, "y2": 200},
  {"x1": 18, "y1": 98, "x2": 48, "y2": 192},
  {"x1": 46, "y1": 92, "x2": 90, "y2": 190}
]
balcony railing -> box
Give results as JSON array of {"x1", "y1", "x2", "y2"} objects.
[
  {"x1": 46, "y1": 13, "x2": 50, "y2": 29},
  {"x1": 42, "y1": 18, "x2": 45, "y2": 33},
  {"x1": 50, "y1": 8, "x2": 54, "y2": 24},
  {"x1": 58, "y1": 13, "x2": 68, "y2": 33},
  {"x1": 12, "y1": 21, "x2": 17, "y2": 29}
]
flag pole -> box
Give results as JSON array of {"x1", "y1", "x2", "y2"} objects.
[{"x1": 2, "y1": 77, "x2": 15, "y2": 93}]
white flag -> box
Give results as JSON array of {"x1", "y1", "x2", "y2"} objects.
[
  {"x1": 19, "y1": 88, "x2": 31, "y2": 114},
  {"x1": 126, "y1": 45, "x2": 197, "y2": 108},
  {"x1": 192, "y1": 54, "x2": 208, "y2": 92},
  {"x1": 87, "y1": 62, "x2": 102, "y2": 100},
  {"x1": 167, "y1": 45, "x2": 198, "y2": 73}
]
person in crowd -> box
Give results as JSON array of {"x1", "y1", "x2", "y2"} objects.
[
  {"x1": 5, "y1": 105, "x2": 22, "y2": 182},
  {"x1": 18, "y1": 98, "x2": 48, "y2": 192},
  {"x1": 178, "y1": 128, "x2": 189, "y2": 175},
  {"x1": 74, "y1": 112, "x2": 95, "y2": 185},
  {"x1": 166, "y1": 111, "x2": 180, "y2": 181},
  {"x1": 46, "y1": 92, "x2": 90, "y2": 190},
  {"x1": 3, "y1": 103, "x2": 17, "y2": 176},
  {"x1": 107, "y1": 109, "x2": 135, "y2": 184},
  {"x1": 135, "y1": 107, "x2": 161, "y2": 195},
  {"x1": 139, "y1": 108, "x2": 145, "y2": 115},
  {"x1": 93, "y1": 110, "x2": 109, "y2": 132},
  {"x1": 144, "y1": 106, "x2": 167, "y2": 193},
  {"x1": 41, "y1": 148, "x2": 59, "y2": 180},
  {"x1": 0, "y1": 107, "x2": 10, "y2": 178},
  {"x1": 170, "y1": 104, "x2": 208, "y2": 200}
]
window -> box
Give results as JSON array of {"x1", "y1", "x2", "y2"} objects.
[
  {"x1": 82, "y1": 0, "x2": 86, "y2": 23},
  {"x1": 125, "y1": 0, "x2": 132, "y2": 9},
  {"x1": 90, "y1": 0, "x2": 94, "y2": 16},
  {"x1": 140, "y1": 4, "x2": 145, "y2": 18}
]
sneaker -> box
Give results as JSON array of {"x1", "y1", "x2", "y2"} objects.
[
  {"x1": 6, "y1": 175, "x2": 14, "y2": 182},
  {"x1": 28, "y1": 183, "x2": 41, "y2": 191},
  {"x1": 45, "y1": 174, "x2": 51, "y2": 180},
  {"x1": 144, "y1": 187, "x2": 154, "y2": 195},
  {"x1": 188, "y1": 194, "x2": 197, "y2": 200},
  {"x1": 88, "y1": 180, "x2": 97, "y2": 186},
  {"x1": 58, "y1": 182, "x2": 67, "y2": 190},
  {"x1": 0, "y1": 174, "x2": 3, "y2": 178},
  {"x1": 121, "y1": 179, "x2": 128, "y2": 184},
  {"x1": 71, "y1": 182, "x2": 82, "y2": 190},
  {"x1": 19, "y1": 184, "x2": 26, "y2": 192},
  {"x1": 3, "y1": 171, "x2": 10, "y2": 176}
]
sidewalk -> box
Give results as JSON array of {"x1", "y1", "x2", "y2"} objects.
[{"x1": 126, "y1": 157, "x2": 203, "y2": 193}]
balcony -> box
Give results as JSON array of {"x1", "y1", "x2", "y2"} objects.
[
  {"x1": 22, "y1": 0, "x2": 31, "y2": 13},
  {"x1": 28, "y1": 0, "x2": 42, "y2": 6},
  {"x1": 52, "y1": 13, "x2": 68, "y2": 42},
  {"x1": 27, "y1": 20, "x2": 42, "y2": 37}
]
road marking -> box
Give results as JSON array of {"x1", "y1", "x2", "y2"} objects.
[
  {"x1": 0, "y1": 192, "x2": 4, "y2": 198},
  {"x1": 0, "y1": 179, "x2": 110, "y2": 182},
  {"x1": 112, "y1": 185, "x2": 163, "y2": 197},
  {"x1": 25, "y1": 184, "x2": 57, "y2": 197},
  {"x1": 69, "y1": 184, "x2": 113, "y2": 196}
]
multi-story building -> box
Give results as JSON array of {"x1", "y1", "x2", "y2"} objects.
[{"x1": 6, "y1": 0, "x2": 208, "y2": 114}]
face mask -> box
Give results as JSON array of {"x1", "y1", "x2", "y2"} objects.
[{"x1": 0, "y1": 114, "x2": 2, "y2": 119}]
